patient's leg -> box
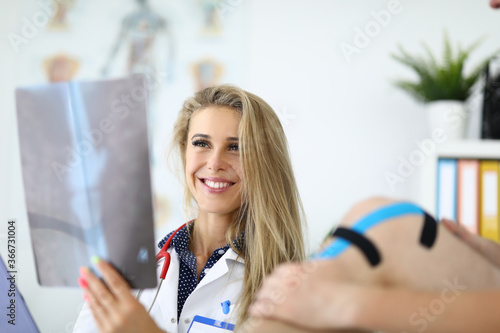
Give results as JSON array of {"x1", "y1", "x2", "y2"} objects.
[
  {"x1": 241, "y1": 197, "x2": 500, "y2": 333},
  {"x1": 239, "y1": 317, "x2": 367, "y2": 333},
  {"x1": 323, "y1": 197, "x2": 500, "y2": 290}
]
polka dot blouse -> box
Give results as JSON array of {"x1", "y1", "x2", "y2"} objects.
[{"x1": 158, "y1": 222, "x2": 230, "y2": 321}]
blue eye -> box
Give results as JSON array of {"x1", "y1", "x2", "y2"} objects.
[
  {"x1": 192, "y1": 140, "x2": 209, "y2": 148},
  {"x1": 228, "y1": 144, "x2": 239, "y2": 151}
]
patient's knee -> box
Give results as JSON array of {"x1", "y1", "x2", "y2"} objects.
[{"x1": 341, "y1": 196, "x2": 398, "y2": 227}]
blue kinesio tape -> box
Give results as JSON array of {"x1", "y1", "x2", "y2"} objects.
[{"x1": 316, "y1": 202, "x2": 423, "y2": 260}]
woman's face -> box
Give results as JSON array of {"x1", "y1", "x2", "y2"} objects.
[{"x1": 185, "y1": 106, "x2": 242, "y2": 216}]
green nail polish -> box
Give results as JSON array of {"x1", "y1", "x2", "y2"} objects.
[{"x1": 91, "y1": 256, "x2": 101, "y2": 264}]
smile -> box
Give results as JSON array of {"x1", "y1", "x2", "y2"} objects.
[
  {"x1": 199, "y1": 178, "x2": 235, "y2": 192},
  {"x1": 204, "y1": 180, "x2": 232, "y2": 189}
]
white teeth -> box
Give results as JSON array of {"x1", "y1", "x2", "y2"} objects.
[{"x1": 205, "y1": 180, "x2": 231, "y2": 189}]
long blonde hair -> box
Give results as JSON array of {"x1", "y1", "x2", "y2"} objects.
[{"x1": 172, "y1": 85, "x2": 305, "y2": 326}]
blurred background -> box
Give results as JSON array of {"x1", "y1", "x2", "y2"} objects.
[{"x1": 1, "y1": 0, "x2": 500, "y2": 332}]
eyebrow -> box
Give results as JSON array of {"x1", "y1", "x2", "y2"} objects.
[{"x1": 191, "y1": 134, "x2": 239, "y2": 141}]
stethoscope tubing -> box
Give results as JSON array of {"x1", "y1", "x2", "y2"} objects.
[
  {"x1": 136, "y1": 220, "x2": 234, "y2": 328},
  {"x1": 136, "y1": 222, "x2": 188, "y2": 313}
]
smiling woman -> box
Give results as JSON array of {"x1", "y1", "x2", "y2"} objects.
[
  {"x1": 170, "y1": 86, "x2": 306, "y2": 328},
  {"x1": 72, "y1": 85, "x2": 305, "y2": 333},
  {"x1": 186, "y1": 107, "x2": 243, "y2": 215}
]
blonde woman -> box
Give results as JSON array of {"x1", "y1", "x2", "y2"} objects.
[{"x1": 73, "y1": 85, "x2": 305, "y2": 333}]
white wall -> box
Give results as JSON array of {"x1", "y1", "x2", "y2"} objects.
[
  {"x1": 244, "y1": 0, "x2": 500, "y2": 247},
  {"x1": 1, "y1": 0, "x2": 499, "y2": 332}
]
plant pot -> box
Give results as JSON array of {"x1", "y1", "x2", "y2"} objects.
[{"x1": 426, "y1": 100, "x2": 469, "y2": 141}]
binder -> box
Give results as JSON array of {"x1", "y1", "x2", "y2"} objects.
[
  {"x1": 0, "y1": 256, "x2": 40, "y2": 332},
  {"x1": 436, "y1": 159, "x2": 458, "y2": 221},
  {"x1": 457, "y1": 160, "x2": 480, "y2": 234},
  {"x1": 479, "y1": 160, "x2": 500, "y2": 242}
]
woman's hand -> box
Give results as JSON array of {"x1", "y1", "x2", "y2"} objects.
[
  {"x1": 442, "y1": 219, "x2": 500, "y2": 269},
  {"x1": 78, "y1": 257, "x2": 164, "y2": 333},
  {"x1": 247, "y1": 262, "x2": 361, "y2": 330}
]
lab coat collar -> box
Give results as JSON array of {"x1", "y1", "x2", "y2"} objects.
[
  {"x1": 196, "y1": 247, "x2": 244, "y2": 289},
  {"x1": 154, "y1": 246, "x2": 244, "y2": 329},
  {"x1": 225, "y1": 246, "x2": 245, "y2": 265}
]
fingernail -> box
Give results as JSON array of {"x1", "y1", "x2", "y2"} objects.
[
  {"x1": 83, "y1": 293, "x2": 89, "y2": 302},
  {"x1": 91, "y1": 256, "x2": 101, "y2": 265},
  {"x1": 77, "y1": 277, "x2": 88, "y2": 289},
  {"x1": 79, "y1": 266, "x2": 89, "y2": 278}
]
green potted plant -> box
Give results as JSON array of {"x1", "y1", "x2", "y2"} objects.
[{"x1": 391, "y1": 32, "x2": 495, "y2": 140}]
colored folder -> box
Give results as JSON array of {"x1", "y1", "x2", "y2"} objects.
[
  {"x1": 479, "y1": 160, "x2": 500, "y2": 242},
  {"x1": 457, "y1": 160, "x2": 479, "y2": 234},
  {"x1": 436, "y1": 159, "x2": 458, "y2": 221}
]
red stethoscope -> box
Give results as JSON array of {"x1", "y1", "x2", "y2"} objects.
[{"x1": 136, "y1": 222, "x2": 190, "y2": 313}]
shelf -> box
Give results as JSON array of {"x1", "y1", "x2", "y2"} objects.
[
  {"x1": 435, "y1": 139, "x2": 500, "y2": 159},
  {"x1": 418, "y1": 139, "x2": 500, "y2": 216}
]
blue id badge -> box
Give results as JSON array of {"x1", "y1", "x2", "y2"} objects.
[{"x1": 187, "y1": 315, "x2": 235, "y2": 332}]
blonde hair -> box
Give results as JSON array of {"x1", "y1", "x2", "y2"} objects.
[{"x1": 172, "y1": 85, "x2": 305, "y2": 326}]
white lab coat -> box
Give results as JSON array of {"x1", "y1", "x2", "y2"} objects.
[{"x1": 73, "y1": 247, "x2": 245, "y2": 333}]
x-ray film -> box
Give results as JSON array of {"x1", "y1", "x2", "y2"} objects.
[{"x1": 15, "y1": 75, "x2": 157, "y2": 289}]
